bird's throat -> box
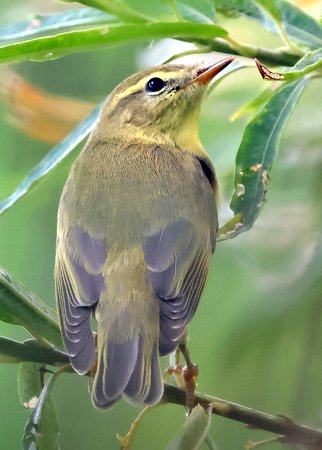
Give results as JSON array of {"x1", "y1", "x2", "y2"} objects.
[{"x1": 173, "y1": 109, "x2": 206, "y2": 157}]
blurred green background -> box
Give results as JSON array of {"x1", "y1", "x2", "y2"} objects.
[{"x1": 0, "y1": 1, "x2": 322, "y2": 449}]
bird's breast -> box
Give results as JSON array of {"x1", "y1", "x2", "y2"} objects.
[{"x1": 62, "y1": 138, "x2": 216, "y2": 246}]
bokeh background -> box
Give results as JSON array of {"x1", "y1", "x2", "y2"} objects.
[{"x1": 0, "y1": 1, "x2": 322, "y2": 449}]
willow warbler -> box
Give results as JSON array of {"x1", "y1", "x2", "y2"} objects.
[{"x1": 55, "y1": 56, "x2": 234, "y2": 408}]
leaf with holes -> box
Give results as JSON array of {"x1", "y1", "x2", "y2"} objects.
[{"x1": 218, "y1": 78, "x2": 308, "y2": 240}]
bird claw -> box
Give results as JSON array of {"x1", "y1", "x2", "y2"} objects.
[
  {"x1": 117, "y1": 405, "x2": 153, "y2": 450},
  {"x1": 166, "y1": 348, "x2": 198, "y2": 414},
  {"x1": 182, "y1": 362, "x2": 198, "y2": 414}
]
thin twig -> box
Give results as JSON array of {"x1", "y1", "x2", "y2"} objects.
[
  {"x1": 163, "y1": 384, "x2": 322, "y2": 448},
  {"x1": 191, "y1": 37, "x2": 300, "y2": 67}
]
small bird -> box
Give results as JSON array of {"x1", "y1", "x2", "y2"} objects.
[{"x1": 55, "y1": 56, "x2": 234, "y2": 409}]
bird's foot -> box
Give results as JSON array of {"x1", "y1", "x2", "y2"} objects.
[
  {"x1": 166, "y1": 347, "x2": 198, "y2": 414},
  {"x1": 182, "y1": 361, "x2": 198, "y2": 414}
]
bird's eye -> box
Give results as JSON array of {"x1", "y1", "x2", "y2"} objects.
[{"x1": 145, "y1": 77, "x2": 166, "y2": 94}]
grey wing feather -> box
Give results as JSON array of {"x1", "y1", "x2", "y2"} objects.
[
  {"x1": 144, "y1": 219, "x2": 214, "y2": 355},
  {"x1": 55, "y1": 225, "x2": 107, "y2": 374}
]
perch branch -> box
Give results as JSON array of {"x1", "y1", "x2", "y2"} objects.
[
  {"x1": 192, "y1": 37, "x2": 300, "y2": 67},
  {"x1": 163, "y1": 384, "x2": 322, "y2": 448}
]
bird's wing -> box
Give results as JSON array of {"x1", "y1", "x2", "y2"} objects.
[
  {"x1": 55, "y1": 222, "x2": 107, "y2": 374},
  {"x1": 144, "y1": 217, "x2": 215, "y2": 355}
]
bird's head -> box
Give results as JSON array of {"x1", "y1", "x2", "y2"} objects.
[{"x1": 100, "y1": 56, "x2": 234, "y2": 151}]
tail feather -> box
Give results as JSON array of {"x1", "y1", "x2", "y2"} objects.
[
  {"x1": 92, "y1": 356, "x2": 121, "y2": 409},
  {"x1": 91, "y1": 317, "x2": 163, "y2": 409},
  {"x1": 124, "y1": 336, "x2": 163, "y2": 405},
  {"x1": 123, "y1": 336, "x2": 149, "y2": 403},
  {"x1": 143, "y1": 346, "x2": 164, "y2": 404}
]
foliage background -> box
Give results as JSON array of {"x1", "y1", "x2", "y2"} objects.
[{"x1": 0, "y1": 0, "x2": 321, "y2": 449}]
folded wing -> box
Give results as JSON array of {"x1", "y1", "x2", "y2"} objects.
[
  {"x1": 55, "y1": 223, "x2": 106, "y2": 374},
  {"x1": 144, "y1": 218, "x2": 214, "y2": 355}
]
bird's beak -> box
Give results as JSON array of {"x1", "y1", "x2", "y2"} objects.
[{"x1": 190, "y1": 56, "x2": 235, "y2": 85}]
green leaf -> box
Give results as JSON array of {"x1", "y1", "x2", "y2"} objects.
[
  {"x1": 22, "y1": 369, "x2": 61, "y2": 450},
  {"x1": 276, "y1": 0, "x2": 322, "y2": 49},
  {"x1": 107, "y1": 0, "x2": 172, "y2": 21},
  {"x1": 283, "y1": 48, "x2": 322, "y2": 80},
  {"x1": 83, "y1": 0, "x2": 215, "y2": 23},
  {"x1": 257, "y1": 0, "x2": 322, "y2": 49},
  {"x1": 0, "y1": 104, "x2": 101, "y2": 215},
  {"x1": 62, "y1": 0, "x2": 153, "y2": 23},
  {"x1": 0, "y1": 266, "x2": 62, "y2": 347},
  {"x1": 0, "y1": 337, "x2": 68, "y2": 365},
  {"x1": 229, "y1": 87, "x2": 274, "y2": 122},
  {"x1": 254, "y1": 0, "x2": 281, "y2": 22},
  {"x1": 212, "y1": 0, "x2": 270, "y2": 24},
  {"x1": 18, "y1": 363, "x2": 44, "y2": 408},
  {"x1": 213, "y1": 0, "x2": 322, "y2": 49},
  {"x1": 176, "y1": 0, "x2": 216, "y2": 23},
  {"x1": 219, "y1": 78, "x2": 308, "y2": 240},
  {"x1": 0, "y1": 8, "x2": 117, "y2": 42},
  {"x1": 0, "y1": 22, "x2": 228, "y2": 64},
  {"x1": 165, "y1": 404, "x2": 212, "y2": 450}
]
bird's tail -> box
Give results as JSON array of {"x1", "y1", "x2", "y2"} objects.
[{"x1": 91, "y1": 309, "x2": 163, "y2": 409}]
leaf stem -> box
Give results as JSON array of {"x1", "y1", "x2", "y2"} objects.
[
  {"x1": 162, "y1": 46, "x2": 213, "y2": 63},
  {"x1": 166, "y1": 0, "x2": 185, "y2": 22},
  {"x1": 223, "y1": 35, "x2": 300, "y2": 66},
  {"x1": 275, "y1": 21, "x2": 305, "y2": 56}
]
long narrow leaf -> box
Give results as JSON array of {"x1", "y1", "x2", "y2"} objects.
[
  {"x1": 22, "y1": 369, "x2": 62, "y2": 450},
  {"x1": 218, "y1": 78, "x2": 308, "y2": 240},
  {"x1": 176, "y1": 0, "x2": 216, "y2": 23},
  {"x1": 213, "y1": 0, "x2": 322, "y2": 49},
  {"x1": 0, "y1": 22, "x2": 228, "y2": 64},
  {"x1": 165, "y1": 404, "x2": 212, "y2": 450},
  {"x1": 255, "y1": 49, "x2": 322, "y2": 82},
  {"x1": 0, "y1": 337, "x2": 68, "y2": 365},
  {"x1": 213, "y1": 0, "x2": 272, "y2": 28},
  {"x1": 18, "y1": 363, "x2": 44, "y2": 408},
  {"x1": 0, "y1": 8, "x2": 116, "y2": 42},
  {"x1": 275, "y1": 0, "x2": 322, "y2": 49},
  {"x1": 254, "y1": 0, "x2": 322, "y2": 49},
  {"x1": 62, "y1": 0, "x2": 154, "y2": 23},
  {"x1": 284, "y1": 48, "x2": 322, "y2": 80},
  {"x1": 0, "y1": 104, "x2": 101, "y2": 215},
  {"x1": 112, "y1": 0, "x2": 216, "y2": 23},
  {"x1": 0, "y1": 266, "x2": 62, "y2": 347}
]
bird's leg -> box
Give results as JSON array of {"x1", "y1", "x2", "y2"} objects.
[
  {"x1": 117, "y1": 405, "x2": 154, "y2": 450},
  {"x1": 165, "y1": 333, "x2": 198, "y2": 413},
  {"x1": 164, "y1": 348, "x2": 185, "y2": 387},
  {"x1": 178, "y1": 338, "x2": 198, "y2": 414},
  {"x1": 88, "y1": 332, "x2": 98, "y2": 392}
]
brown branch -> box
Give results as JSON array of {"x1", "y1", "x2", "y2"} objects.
[
  {"x1": 163, "y1": 384, "x2": 322, "y2": 448},
  {"x1": 60, "y1": 363, "x2": 322, "y2": 447}
]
